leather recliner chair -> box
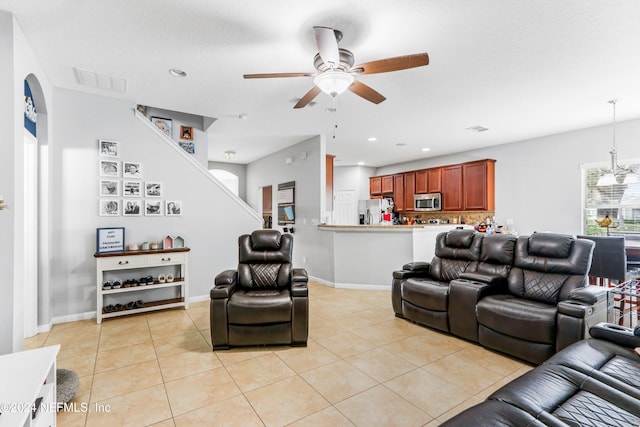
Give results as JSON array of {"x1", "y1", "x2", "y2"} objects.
[
  {"x1": 476, "y1": 232, "x2": 596, "y2": 364},
  {"x1": 391, "y1": 229, "x2": 483, "y2": 332},
  {"x1": 209, "y1": 230, "x2": 308, "y2": 350}
]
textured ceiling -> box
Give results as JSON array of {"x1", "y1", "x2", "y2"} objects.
[{"x1": 2, "y1": 0, "x2": 640, "y2": 166}]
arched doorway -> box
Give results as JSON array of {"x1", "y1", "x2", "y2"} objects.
[
  {"x1": 23, "y1": 76, "x2": 50, "y2": 337},
  {"x1": 209, "y1": 169, "x2": 239, "y2": 196}
]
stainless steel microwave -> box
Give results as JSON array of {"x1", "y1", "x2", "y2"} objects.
[{"x1": 414, "y1": 193, "x2": 442, "y2": 211}]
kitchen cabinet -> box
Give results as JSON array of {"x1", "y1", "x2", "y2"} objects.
[
  {"x1": 427, "y1": 168, "x2": 442, "y2": 193},
  {"x1": 370, "y1": 176, "x2": 382, "y2": 196},
  {"x1": 326, "y1": 155, "x2": 335, "y2": 211},
  {"x1": 95, "y1": 248, "x2": 190, "y2": 324},
  {"x1": 415, "y1": 169, "x2": 428, "y2": 193},
  {"x1": 463, "y1": 159, "x2": 495, "y2": 210},
  {"x1": 381, "y1": 175, "x2": 394, "y2": 194},
  {"x1": 403, "y1": 172, "x2": 416, "y2": 212},
  {"x1": 393, "y1": 174, "x2": 405, "y2": 211},
  {"x1": 442, "y1": 165, "x2": 463, "y2": 211}
]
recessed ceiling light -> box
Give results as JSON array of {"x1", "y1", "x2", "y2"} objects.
[
  {"x1": 396, "y1": 143, "x2": 407, "y2": 147},
  {"x1": 169, "y1": 68, "x2": 187, "y2": 77},
  {"x1": 422, "y1": 147, "x2": 431, "y2": 152},
  {"x1": 357, "y1": 161, "x2": 365, "y2": 166},
  {"x1": 466, "y1": 125, "x2": 489, "y2": 132},
  {"x1": 368, "y1": 137, "x2": 377, "y2": 142}
]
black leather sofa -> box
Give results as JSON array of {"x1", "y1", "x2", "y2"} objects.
[
  {"x1": 441, "y1": 322, "x2": 640, "y2": 426},
  {"x1": 392, "y1": 230, "x2": 609, "y2": 364}
]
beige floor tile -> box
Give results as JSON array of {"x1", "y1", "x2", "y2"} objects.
[
  {"x1": 340, "y1": 308, "x2": 389, "y2": 330},
  {"x1": 384, "y1": 369, "x2": 472, "y2": 418},
  {"x1": 153, "y1": 332, "x2": 210, "y2": 359},
  {"x1": 24, "y1": 332, "x2": 49, "y2": 349},
  {"x1": 94, "y1": 341, "x2": 157, "y2": 373},
  {"x1": 311, "y1": 303, "x2": 353, "y2": 320},
  {"x1": 56, "y1": 375, "x2": 93, "y2": 427},
  {"x1": 57, "y1": 352, "x2": 97, "y2": 378},
  {"x1": 335, "y1": 384, "x2": 432, "y2": 427},
  {"x1": 99, "y1": 314, "x2": 148, "y2": 335},
  {"x1": 245, "y1": 376, "x2": 330, "y2": 427},
  {"x1": 225, "y1": 352, "x2": 296, "y2": 392},
  {"x1": 451, "y1": 345, "x2": 528, "y2": 376},
  {"x1": 436, "y1": 395, "x2": 485, "y2": 423},
  {"x1": 173, "y1": 395, "x2": 263, "y2": 427},
  {"x1": 346, "y1": 347, "x2": 418, "y2": 382},
  {"x1": 149, "y1": 318, "x2": 200, "y2": 340},
  {"x1": 90, "y1": 359, "x2": 163, "y2": 402},
  {"x1": 274, "y1": 339, "x2": 341, "y2": 373},
  {"x1": 214, "y1": 346, "x2": 273, "y2": 365},
  {"x1": 288, "y1": 406, "x2": 356, "y2": 426},
  {"x1": 149, "y1": 420, "x2": 176, "y2": 427},
  {"x1": 314, "y1": 330, "x2": 378, "y2": 358},
  {"x1": 422, "y1": 352, "x2": 506, "y2": 394},
  {"x1": 164, "y1": 367, "x2": 241, "y2": 416},
  {"x1": 308, "y1": 315, "x2": 348, "y2": 340},
  {"x1": 381, "y1": 333, "x2": 465, "y2": 366},
  {"x1": 98, "y1": 328, "x2": 152, "y2": 351},
  {"x1": 85, "y1": 384, "x2": 172, "y2": 427},
  {"x1": 158, "y1": 347, "x2": 222, "y2": 381},
  {"x1": 301, "y1": 360, "x2": 378, "y2": 404},
  {"x1": 185, "y1": 307, "x2": 210, "y2": 330},
  {"x1": 146, "y1": 309, "x2": 192, "y2": 327}
]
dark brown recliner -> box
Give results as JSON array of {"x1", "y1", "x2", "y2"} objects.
[
  {"x1": 391, "y1": 229, "x2": 483, "y2": 332},
  {"x1": 210, "y1": 230, "x2": 308, "y2": 350},
  {"x1": 476, "y1": 232, "x2": 597, "y2": 364}
]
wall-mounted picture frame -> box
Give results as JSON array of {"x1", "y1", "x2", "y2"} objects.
[
  {"x1": 96, "y1": 227, "x2": 125, "y2": 254},
  {"x1": 145, "y1": 200, "x2": 163, "y2": 216},
  {"x1": 99, "y1": 199, "x2": 120, "y2": 216},
  {"x1": 123, "y1": 162, "x2": 142, "y2": 179},
  {"x1": 123, "y1": 199, "x2": 142, "y2": 216},
  {"x1": 99, "y1": 180, "x2": 120, "y2": 197},
  {"x1": 99, "y1": 160, "x2": 120, "y2": 177},
  {"x1": 179, "y1": 142, "x2": 195, "y2": 154},
  {"x1": 123, "y1": 180, "x2": 142, "y2": 197},
  {"x1": 99, "y1": 139, "x2": 119, "y2": 157},
  {"x1": 136, "y1": 104, "x2": 147, "y2": 116},
  {"x1": 145, "y1": 182, "x2": 162, "y2": 197},
  {"x1": 151, "y1": 116, "x2": 172, "y2": 138},
  {"x1": 166, "y1": 200, "x2": 182, "y2": 216},
  {"x1": 180, "y1": 126, "x2": 193, "y2": 141}
]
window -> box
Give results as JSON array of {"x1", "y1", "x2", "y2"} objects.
[{"x1": 582, "y1": 163, "x2": 640, "y2": 236}]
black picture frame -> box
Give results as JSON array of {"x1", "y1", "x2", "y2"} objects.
[{"x1": 96, "y1": 227, "x2": 125, "y2": 254}]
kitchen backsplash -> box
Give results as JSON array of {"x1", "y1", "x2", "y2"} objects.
[{"x1": 402, "y1": 211, "x2": 495, "y2": 226}]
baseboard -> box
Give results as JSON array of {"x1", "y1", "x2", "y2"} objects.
[
  {"x1": 47, "y1": 311, "x2": 97, "y2": 328},
  {"x1": 188, "y1": 295, "x2": 210, "y2": 303},
  {"x1": 308, "y1": 276, "x2": 390, "y2": 291}
]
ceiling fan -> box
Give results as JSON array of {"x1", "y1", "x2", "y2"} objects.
[{"x1": 243, "y1": 26, "x2": 429, "y2": 109}]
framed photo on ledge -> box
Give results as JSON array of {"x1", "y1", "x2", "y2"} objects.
[
  {"x1": 151, "y1": 117, "x2": 172, "y2": 138},
  {"x1": 180, "y1": 126, "x2": 193, "y2": 140},
  {"x1": 96, "y1": 227, "x2": 125, "y2": 254}
]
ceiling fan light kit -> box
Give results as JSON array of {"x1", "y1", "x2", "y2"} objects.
[
  {"x1": 243, "y1": 26, "x2": 429, "y2": 109},
  {"x1": 596, "y1": 99, "x2": 638, "y2": 186}
]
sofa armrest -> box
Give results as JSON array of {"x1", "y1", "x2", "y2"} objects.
[
  {"x1": 556, "y1": 286, "x2": 609, "y2": 352},
  {"x1": 211, "y1": 270, "x2": 237, "y2": 299},
  {"x1": 402, "y1": 261, "x2": 430, "y2": 272},
  {"x1": 569, "y1": 285, "x2": 608, "y2": 305},
  {"x1": 291, "y1": 268, "x2": 308, "y2": 297},
  {"x1": 459, "y1": 272, "x2": 507, "y2": 286},
  {"x1": 449, "y1": 278, "x2": 506, "y2": 342},
  {"x1": 589, "y1": 322, "x2": 640, "y2": 348}
]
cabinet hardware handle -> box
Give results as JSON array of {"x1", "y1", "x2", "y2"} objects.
[
  {"x1": 118, "y1": 260, "x2": 129, "y2": 265},
  {"x1": 162, "y1": 257, "x2": 171, "y2": 262}
]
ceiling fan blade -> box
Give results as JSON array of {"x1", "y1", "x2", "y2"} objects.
[
  {"x1": 243, "y1": 72, "x2": 315, "y2": 79},
  {"x1": 313, "y1": 26, "x2": 340, "y2": 69},
  {"x1": 351, "y1": 52, "x2": 429, "y2": 75},
  {"x1": 348, "y1": 80, "x2": 386, "y2": 104},
  {"x1": 294, "y1": 86, "x2": 321, "y2": 109}
]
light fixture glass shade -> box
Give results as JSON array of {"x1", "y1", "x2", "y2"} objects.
[
  {"x1": 314, "y1": 71, "x2": 354, "y2": 96},
  {"x1": 596, "y1": 172, "x2": 617, "y2": 186}
]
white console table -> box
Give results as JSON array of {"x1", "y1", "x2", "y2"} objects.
[{"x1": 0, "y1": 345, "x2": 60, "y2": 427}]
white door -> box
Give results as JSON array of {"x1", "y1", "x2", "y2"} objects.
[{"x1": 333, "y1": 189, "x2": 357, "y2": 225}]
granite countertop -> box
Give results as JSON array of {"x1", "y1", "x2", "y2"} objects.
[{"x1": 318, "y1": 224, "x2": 466, "y2": 229}]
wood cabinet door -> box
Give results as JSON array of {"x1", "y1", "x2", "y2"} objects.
[
  {"x1": 370, "y1": 177, "x2": 382, "y2": 196},
  {"x1": 415, "y1": 170, "x2": 428, "y2": 193},
  {"x1": 404, "y1": 172, "x2": 415, "y2": 211},
  {"x1": 427, "y1": 168, "x2": 442, "y2": 193},
  {"x1": 441, "y1": 165, "x2": 463, "y2": 211},
  {"x1": 393, "y1": 174, "x2": 405, "y2": 211},
  {"x1": 463, "y1": 160, "x2": 495, "y2": 210},
  {"x1": 381, "y1": 175, "x2": 394, "y2": 194}
]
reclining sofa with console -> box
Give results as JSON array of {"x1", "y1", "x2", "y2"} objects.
[
  {"x1": 392, "y1": 230, "x2": 609, "y2": 364},
  {"x1": 442, "y1": 321, "x2": 640, "y2": 426}
]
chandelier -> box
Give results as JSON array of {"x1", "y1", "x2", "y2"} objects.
[{"x1": 596, "y1": 100, "x2": 638, "y2": 186}]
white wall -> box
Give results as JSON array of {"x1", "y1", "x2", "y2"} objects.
[
  {"x1": 48, "y1": 88, "x2": 261, "y2": 321},
  {"x1": 334, "y1": 165, "x2": 376, "y2": 201},
  {"x1": 246, "y1": 136, "x2": 334, "y2": 282},
  {"x1": 375, "y1": 120, "x2": 640, "y2": 236},
  {"x1": 208, "y1": 161, "x2": 247, "y2": 201},
  {"x1": 0, "y1": 11, "x2": 54, "y2": 353}
]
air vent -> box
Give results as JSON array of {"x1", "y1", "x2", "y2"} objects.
[
  {"x1": 466, "y1": 125, "x2": 489, "y2": 132},
  {"x1": 74, "y1": 68, "x2": 127, "y2": 93}
]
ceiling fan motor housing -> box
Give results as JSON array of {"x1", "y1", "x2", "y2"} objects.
[{"x1": 314, "y1": 49, "x2": 355, "y2": 72}]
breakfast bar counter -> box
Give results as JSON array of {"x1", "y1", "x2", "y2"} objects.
[{"x1": 317, "y1": 224, "x2": 471, "y2": 288}]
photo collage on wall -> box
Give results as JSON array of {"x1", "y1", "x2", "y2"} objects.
[{"x1": 98, "y1": 139, "x2": 182, "y2": 217}]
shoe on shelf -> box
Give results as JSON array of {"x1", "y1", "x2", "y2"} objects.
[
  {"x1": 166, "y1": 274, "x2": 174, "y2": 283},
  {"x1": 158, "y1": 274, "x2": 166, "y2": 283},
  {"x1": 104, "y1": 305, "x2": 116, "y2": 313},
  {"x1": 102, "y1": 281, "x2": 113, "y2": 290},
  {"x1": 112, "y1": 280, "x2": 122, "y2": 289},
  {"x1": 125, "y1": 301, "x2": 136, "y2": 310},
  {"x1": 114, "y1": 303, "x2": 125, "y2": 311},
  {"x1": 135, "y1": 300, "x2": 145, "y2": 309}
]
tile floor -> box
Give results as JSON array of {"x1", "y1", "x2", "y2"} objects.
[{"x1": 25, "y1": 282, "x2": 533, "y2": 427}]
